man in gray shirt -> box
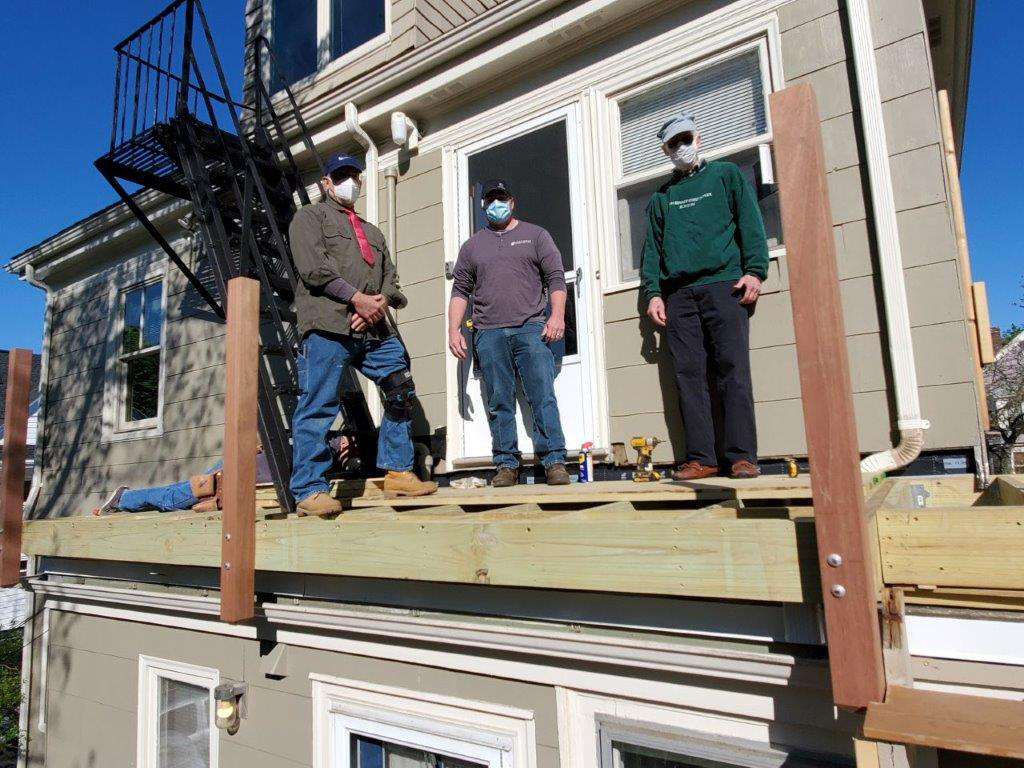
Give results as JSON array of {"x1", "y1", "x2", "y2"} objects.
[{"x1": 447, "y1": 179, "x2": 571, "y2": 486}]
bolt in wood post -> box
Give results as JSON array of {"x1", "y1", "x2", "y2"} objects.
[
  {"x1": 1, "y1": 349, "x2": 33, "y2": 587},
  {"x1": 769, "y1": 83, "x2": 885, "y2": 709},
  {"x1": 220, "y1": 277, "x2": 260, "y2": 623}
]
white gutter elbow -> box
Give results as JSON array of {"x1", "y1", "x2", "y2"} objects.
[
  {"x1": 344, "y1": 102, "x2": 379, "y2": 226},
  {"x1": 845, "y1": 0, "x2": 930, "y2": 474}
]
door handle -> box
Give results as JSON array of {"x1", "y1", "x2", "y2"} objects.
[{"x1": 574, "y1": 267, "x2": 582, "y2": 297}]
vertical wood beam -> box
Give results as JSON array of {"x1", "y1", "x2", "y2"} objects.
[
  {"x1": 938, "y1": 89, "x2": 989, "y2": 429},
  {"x1": 770, "y1": 83, "x2": 885, "y2": 709},
  {"x1": 0, "y1": 349, "x2": 32, "y2": 587},
  {"x1": 220, "y1": 278, "x2": 260, "y2": 623}
]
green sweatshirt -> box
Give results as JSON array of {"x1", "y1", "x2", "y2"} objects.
[{"x1": 641, "y1": 160, "x2": 769, "y2": 301}]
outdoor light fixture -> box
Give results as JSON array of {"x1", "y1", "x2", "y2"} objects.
[
  {"x1": 390, "y1": 111, "x2": 420, "y2": 151},
  {"x1": 214, "y1": 680, "x2": 247, "y2": 735}
]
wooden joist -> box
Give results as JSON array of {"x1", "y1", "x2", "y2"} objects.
[
  {"x1": 879, "y1": 507, "x2": 1024, "y2": 590},
  {"x1": 21, "y1": 506, "x2": 818, "y2": 603},
  {"x1": 864, "y1": 685, "x2": 1024, "y2": 759}
]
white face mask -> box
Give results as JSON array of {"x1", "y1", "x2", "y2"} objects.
[
  {"x1": 332, "y1": 177, "x2": 361, "y2": 206},
  {"x1": 669, "y1": 141, "x2": 699, "y2": 171}
]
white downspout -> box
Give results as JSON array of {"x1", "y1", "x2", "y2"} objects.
[
  {"x1": 845, "y1": 0, "x2": 930, "y2": 474},
  {"x1": 344, "y1": 102, "x2": 379, "y2": 226},
  {"x1": 20, "y1": 265, "x2": 53, "y2": 516}
]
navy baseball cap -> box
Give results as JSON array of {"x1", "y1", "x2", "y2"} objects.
[
  {"x1": 481, "y1": 179, "x2": 512, "y2": 198},
  {"x1": 323, "y1": 153, "x2": 364, "y2": 176}
]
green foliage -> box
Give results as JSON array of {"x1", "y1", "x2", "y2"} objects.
[
  {"x1": 1002, "y1": 323, "x2": 1024, "y2": 347},
  {"x1": 0, "y1": 629, "x2": 23, "y2": 754}
]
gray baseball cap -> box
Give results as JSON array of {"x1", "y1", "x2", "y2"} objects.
[{"x1": 657, "y1": 112, "x2": 697, "y2": 144}]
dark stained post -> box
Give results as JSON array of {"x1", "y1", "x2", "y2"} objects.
[
  {"x1": 1, "y1": 349, "x2": 33, "y2": 587},
  {"x1": 769, "y1": 83, "x2": 886, "y2": 709},
  {"x1": 220, "y1": 277, "x2": 260, "y2": 623}
]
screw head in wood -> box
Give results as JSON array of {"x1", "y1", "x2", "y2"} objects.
[
  {"x1": 826, "y1": 553, "x2": 842, "y2": 567},
  {"x1": 831, "y1": 584, "x2": 846, "y2": 598},
  {"x1": 224, "y1": 533, "x2": 232, "y2": 541},
  {"x1": 224, "y1": 562, "x2": 231, "y2": 570}
]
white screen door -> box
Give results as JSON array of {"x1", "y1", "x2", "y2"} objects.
[{"x1": 452, "y1": 104, "x2": 597, "y2": 463}]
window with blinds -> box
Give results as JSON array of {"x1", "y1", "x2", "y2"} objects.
[{"x1": 618, "y1": 48, "x2": 768, "y2": 177}]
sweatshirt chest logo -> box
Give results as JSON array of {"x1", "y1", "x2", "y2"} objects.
[
  {"x1": 670, "y1": 192, "x2": 713, "y2": 210},
  {"x1": 509, "y1": 239, "x2": 533, "y2": 247}
]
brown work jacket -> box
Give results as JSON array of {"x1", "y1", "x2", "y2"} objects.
[{"x1": 288, "y1": 196, "x2": 407, "y2": 340}]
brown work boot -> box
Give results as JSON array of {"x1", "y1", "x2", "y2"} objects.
[
  {"x1": 296, "y1": 491, "x2": 344, "y2": 516},
  {"x1": 383, "y1": 470, "x2": 438, "y2": 497},
  {"x1": 190, "y1": 472, "x2": 218, "y2": 499},
  {"x1": 671, "y1": 461, "x2": 719, "y2": 481},
  {"x1": 730, "y1": 460, "x2": 760, "y2": 479},
  {"x1": 545, "y1": 463, "x2": 571, "y2": 485},
  {"x1": 491, "y1": 467, "x2": 519, "y2": 488}
]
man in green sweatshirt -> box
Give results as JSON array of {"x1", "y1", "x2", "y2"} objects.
[{"x1": 642, "y1": 112, "x2": 769, "y2": 480}]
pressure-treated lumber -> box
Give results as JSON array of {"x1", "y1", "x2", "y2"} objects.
[
  {"x1": 770, "y1": 83, "x2": 885, "y2": 709},
  {"x1": 864, "y1": 685, "x2": 1024, "y2": 759},
  {"x1": 21, "y1": 511, "x2": 818, "y2": 602},
  {"x1": 972, "y1": 282, "x2": 995, "y2": 364},
  {"x1": 938, "y1": 90, "x2": 989, "y2": 429},
  {"x1": 0, "y1": 349, "x2": 32, "y2": 587},
  {"x1": 220, "y1": 277, "x2": 260, "y2": 623},
  {"x1": 878, "y1": 507, "x2": 1024, "y2": 589}
]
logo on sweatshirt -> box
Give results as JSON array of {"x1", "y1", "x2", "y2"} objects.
[
  {"x1": 670, "y1": 192, "x2": 713, "y2": 210},
  {"x1": 510, "y1": 239, "x2": 533, "y2": 247}
]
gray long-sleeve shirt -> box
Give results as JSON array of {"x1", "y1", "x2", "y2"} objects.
[{"x1": 451, "y1": 221, "x2": 567, "y2": 329}]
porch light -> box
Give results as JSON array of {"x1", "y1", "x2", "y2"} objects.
[{"x1": 214, "y1": 680, "x2": 247, "y2": 734}]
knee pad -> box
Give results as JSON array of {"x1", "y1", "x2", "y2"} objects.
[{"x1": 380, "y1": 369, "x2": 415, "y2": 422}]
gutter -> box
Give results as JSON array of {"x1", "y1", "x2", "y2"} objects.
[{"x1": 845, "y1": 0, "x2": 930, "y2": 474}]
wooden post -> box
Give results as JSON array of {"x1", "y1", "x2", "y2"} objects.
[
  {"x1": 770, "y1": 84, "x2": 885, "y2": 709},
  {"x1": 220, "y1": 278, "x2": 260, "y2": 623},
  {"x1": 1, "y1": 349, "x2": 33, "y2": 587},
  {"x1": 938, "y1": 90, "x2": 989, "y2": 428}
]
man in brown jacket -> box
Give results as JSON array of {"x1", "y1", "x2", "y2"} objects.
[{"x1": 288, "y1": 154, "x2": 436, "y2": 514}]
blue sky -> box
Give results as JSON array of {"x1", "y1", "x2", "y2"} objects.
[{"x1": 0, "y1": 2, "x2": 1020, "y2": 353}]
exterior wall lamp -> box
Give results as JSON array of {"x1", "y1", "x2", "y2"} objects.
[{"x1": 214, "y1": 680, "x2": 247, "y2": 735}]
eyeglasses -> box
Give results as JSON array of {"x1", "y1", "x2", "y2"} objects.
[{"x1": 665, "y1": 133, "x2": 695, "y2": 150}]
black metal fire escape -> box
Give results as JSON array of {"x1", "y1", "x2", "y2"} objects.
[{"x1": 95, "y1": 0, "x2": 372, "y2": 513}]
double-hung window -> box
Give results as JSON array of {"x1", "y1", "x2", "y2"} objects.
[
  {"x1": 612, "y1": 40, "x2": 782, "y2": 288},
  {"x1": 137, "y1": 656, "x2": 219, "y2": 768},
  {"x1": 117, "y1": 279, "x2": 164, "y2": 431},
  {"x1": 270, "y1": 0, "x2": 388, "y2": 87}
]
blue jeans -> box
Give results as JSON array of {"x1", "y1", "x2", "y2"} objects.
[
  {"x1": 290, "y1": 332, "x2": 414, "y2": 502},
  {"x1": 117, "y1": 462, "x2": 223, "y2": 512},
  {"x1": 475, "y1": 322, "x2": 566, "y2": 470}
]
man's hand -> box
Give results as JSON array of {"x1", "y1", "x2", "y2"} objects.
[
  {"x1": 350, "y1": 314, "x2": 369, "y2": 333},
  {"x1": 541, "y1": 313, "x2": 565, "y2": 342},
  {"x1": 448, "y1": 327, "x2": 468, "y2": 360},
  {"x1": 352, "y1": 292, "x2": 387, "y2": 325},
  {"x1": 733, "y1": 274, "x2": 762, "y2": 305},
  {"x1": 646, "y1": 296, "x2": 667, "y2": 327}
]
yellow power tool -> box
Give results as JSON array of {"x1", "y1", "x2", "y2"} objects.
[{"x1": 630, "y1": 437, "x2": 662, "y2": 482}]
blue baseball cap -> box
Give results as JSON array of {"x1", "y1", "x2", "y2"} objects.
[
  {"x1": 657, "y1": 112, "x2": 697, "y2": 144},
  {"x1": 323, "y1": 153, "x2": 364, "y2": 176}
]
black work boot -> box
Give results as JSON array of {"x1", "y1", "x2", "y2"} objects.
[{"x1": 545, "y1": 464, "x2": 571, "y2": 485}]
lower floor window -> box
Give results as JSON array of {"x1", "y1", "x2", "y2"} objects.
[
  {"x1": 138, "y1": 656, "x2": 218, "y2": 768},
  {"x1": 353, "y1": 735, "x2": 486, "y2": 768}
]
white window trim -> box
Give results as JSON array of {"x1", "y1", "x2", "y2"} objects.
[
  {"x1": 311, "y1": 675, "x2": 537, "y2": 768},
  {"x1": 604, "y1": 35, "x2": 782, "y2": 293},
  {"x1": 557, "y1": 689, "x2": 828, "y2": 768},
  {"x1": 101, "y1": 260, "x2": 168, "y2": 443},
  {"x1": 266, "y1": 0, "x2": 392, "y2": 98},
  {"x1": 137, "y1": 655, "x2": 220, "y2": 768}
]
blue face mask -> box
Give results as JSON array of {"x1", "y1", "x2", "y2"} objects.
[{"x1": 485, "y1": 199, "x2": 512, "y2": 225}]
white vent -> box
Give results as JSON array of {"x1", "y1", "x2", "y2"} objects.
[{"x1": 619, "y1": 49, "x2": 768, "y2": 177}]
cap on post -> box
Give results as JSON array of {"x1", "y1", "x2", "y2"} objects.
[
  {"x1": 481, "y1": 179, "x2": 512, "y2": 199},
  {"x1": 657, "y1": 112, "x2": 697, "y2": 145},
  {"x1": 323, "y1": 153, "x2": 365, "y2": 176}
]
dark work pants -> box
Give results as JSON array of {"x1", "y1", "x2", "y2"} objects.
[{"x1": 665, "y1": 280, "x2": 757, "y2": 467}]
